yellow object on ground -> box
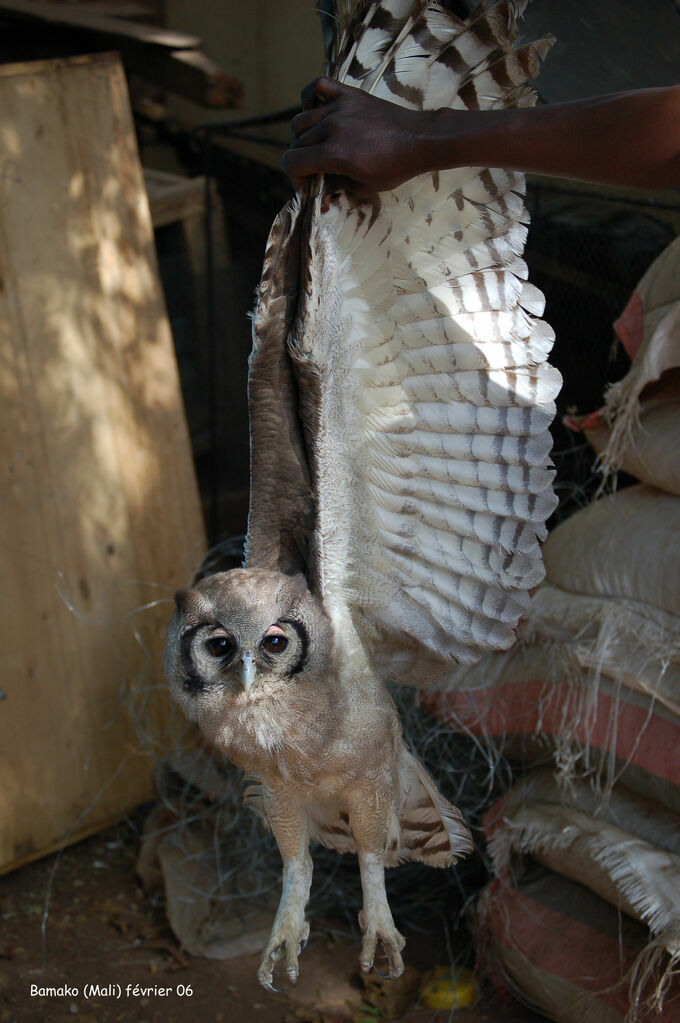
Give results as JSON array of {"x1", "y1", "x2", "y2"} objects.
[{"x1": 420, "y1": 965, "x2": 477, "y2": 1009}]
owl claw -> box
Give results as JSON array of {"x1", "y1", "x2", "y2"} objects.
[
  {"x1": 258, "y1": 920, "x2": 310, "y2": 992},
  {"x1": 359, "y1": 924, "x2": 405, "y2": 978}
]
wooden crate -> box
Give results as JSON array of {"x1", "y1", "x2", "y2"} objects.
[{"x1": 0, "y1": 53, "x2": 206, "y2": 874}]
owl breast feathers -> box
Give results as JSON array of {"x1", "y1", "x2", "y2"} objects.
[{"x1": 164, "y1": 0, "x2": 558, "y2": 990}]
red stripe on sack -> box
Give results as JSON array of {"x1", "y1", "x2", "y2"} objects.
[
  {"x1": 563, "y1": 409, "x2": 604, "y2": 433},
  {"x1": 424, "y1": 682, "x2": 680, "y2": 786},
  {"x1": 613, "y1": 289, "x2": 644, "y2": 359},
  {"x1": 485, "y1": 882, "x2": 680, "y2": 1020}
]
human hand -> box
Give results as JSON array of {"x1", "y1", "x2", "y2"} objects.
[{"x1": 282, "y1": 77, "x2": 435, "y2": 197}]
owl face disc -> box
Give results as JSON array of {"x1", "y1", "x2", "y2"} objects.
[{"x1": 164, "y1": 568, "x2": 332, "y2": 726}]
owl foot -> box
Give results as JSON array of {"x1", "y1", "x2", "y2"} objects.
[
  {"x1": 358, "y1": 908, "x2": 405, "y2": 978},
  {"x1": 258, "y1": 919, "x2": 310, "y2": 991}
]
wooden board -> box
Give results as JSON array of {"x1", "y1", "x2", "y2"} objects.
[
  {"x1": 144, "y1": 168, "x2": 206, "y2": 229},
  {"x1": 131, "y1": 45, "x2": 243, "y2": 108},
  {"x1": 0, "y1": 0, "x2": 201, "y2": 49},
  {"x1": 0, "y1": 53, "x2": 206, "y2": 874},
  {"x1": 0, "y1": 0, "x2": 244, "y2": 108}
]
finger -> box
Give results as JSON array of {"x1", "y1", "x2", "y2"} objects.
[
  {"x1": 300, "y1": 75, "x2": 348, "y2": 109},
  {"x1": 290, "y1": 105, "x2": 327, "y2": 140},
  {"x1": 282, "y1": 155, "x2": 373, "y2": 199},
  {"x1": 280, "y1": 146, "x2": 314, "y2": 192},
  {"x1": 289, "y1": 122, "x2": 330, "y2": 154},
  {"x1": 282, "y1": 143, "x2": 332, "y2": 181}
]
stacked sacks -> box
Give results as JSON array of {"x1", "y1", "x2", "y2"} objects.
[
  {"x1": 424, "y1": 238, "x2": 680, "y2": 1020},
  {"x1": 565, "y1": 233, "x2": 680, "y2": 494},
  {"x1": 476, "y1": 771, "x2": 680, "y2": 1023},
  {"x1": 427, "y1": 486, "x2": 680, "y2": 813}
]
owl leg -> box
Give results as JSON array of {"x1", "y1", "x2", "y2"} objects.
[
  {"x1": 349, "y1": 803, "x2": 405, "y2": 978},
  {"x1": 258, "y1": 794, "x2": 312, "y2": 991}
]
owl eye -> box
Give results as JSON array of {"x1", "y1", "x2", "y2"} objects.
[
  {"x1": 261, "y1": 630, "x2": 288, "y2": 655},
  {"x1": 204, "y1": 634, "x2": 235, "y2": 658}
]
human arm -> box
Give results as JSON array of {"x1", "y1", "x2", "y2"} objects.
[{"x1": 282, "y1": 77, "x2": 680, "y2": 196}]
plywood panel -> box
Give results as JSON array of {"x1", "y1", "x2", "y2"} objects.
[{"x1": 0, "y1": 53, "x2": 206, "y2": 873}]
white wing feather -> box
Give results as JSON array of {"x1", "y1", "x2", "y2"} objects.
[{"x1": 288, "y1": 1, "x2": 559, "y2": 679}]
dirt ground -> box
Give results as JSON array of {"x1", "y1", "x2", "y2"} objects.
[{"x1": 0, "y1": 812, "x2": 547, "y2": 1023}]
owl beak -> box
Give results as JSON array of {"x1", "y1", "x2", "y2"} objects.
[{"x1": 241, "y1": 649, "x2": 256, "y2": 691}]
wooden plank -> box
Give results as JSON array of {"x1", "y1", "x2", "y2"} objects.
[
  {"x1": 0, "y1": 0, "x2": 201, "y2": 49},
  {"x1": 69, "y1": 2, "x2": 156, "y2": 19},
  {"x1": 144, "y1": 169, "x2": 206, "y2": 229},
  {"x1": 0, "y1": 52, "x2": 206, "y2": 874},
  {"x1": 128, "y1": 45, "x2": 243, "y2": 108},
  {"x1": 63, "y1": 1, "x2": 156, "y2": 19},
  {"x1": 0, "y1": 8, "x2": 244, "y2": 108}
]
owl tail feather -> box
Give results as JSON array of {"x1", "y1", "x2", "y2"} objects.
[{"x1": 393, "y1": 749, "x2": 473, "y2": 868}]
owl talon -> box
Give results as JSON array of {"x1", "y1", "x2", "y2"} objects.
[
  {"x1": 359, "y1": 928, "x2": 405, "y2": 978},
  {"x1": 258, "y1": 920, "x2": 310, "y2": 991}
]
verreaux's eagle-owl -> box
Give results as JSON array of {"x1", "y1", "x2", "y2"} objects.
[{"x1": 165, "y1": 0, "x2": 558, "y2": 990}]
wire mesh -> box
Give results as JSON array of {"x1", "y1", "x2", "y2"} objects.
[{"x1": 525, "y1": 180, "x2": 680, "y2": 523}]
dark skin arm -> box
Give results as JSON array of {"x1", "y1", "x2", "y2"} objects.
[{"x1": 282, "y1": 77, "x2": 680, "y2": 197}]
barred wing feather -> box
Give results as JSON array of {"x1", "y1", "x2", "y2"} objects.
[{"x1": 255, "y1": 0, "x2": 560, "y2": 679}]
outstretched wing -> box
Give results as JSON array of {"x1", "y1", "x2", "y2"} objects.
[{"x1": 249, "y1": 0, "x2": 561, "y2": 681}]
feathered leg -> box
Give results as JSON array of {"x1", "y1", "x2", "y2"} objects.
[
  {"x1": 349, "y1": 794, "x2": 406, "y2": 977},
  {"x1": 258, "y1": 790, "x2": 312, "y2": 991}
]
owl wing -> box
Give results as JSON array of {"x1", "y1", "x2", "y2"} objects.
[
  {"x1": 245, "y1": 201, "x2": 315, "y2": 577},
  {"x1": 248, "y1": 0, "x2": 561, "y2": 681}
]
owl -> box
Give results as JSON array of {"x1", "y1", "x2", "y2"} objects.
[{"x1": 164, "y1": 0, "x2": 559, "y2": 991}]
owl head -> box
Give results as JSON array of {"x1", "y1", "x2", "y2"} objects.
[{"x1": 164, "y1": 568, "x2": 333, "y2": 725}]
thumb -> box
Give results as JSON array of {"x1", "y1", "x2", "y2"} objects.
[{"x1": 301, "y1": 75, "x2": 348, "y2": 109}]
